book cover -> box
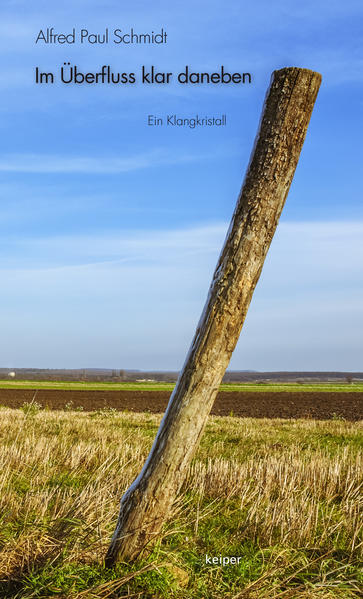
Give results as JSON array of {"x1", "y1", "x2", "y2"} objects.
[{"x1": 0, "y1": 2, "x2": 362, "y2": 598}]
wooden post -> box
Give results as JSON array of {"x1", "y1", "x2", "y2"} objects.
[{"x1": 105, "y1": 67, "x2": 321, "y2": 566}]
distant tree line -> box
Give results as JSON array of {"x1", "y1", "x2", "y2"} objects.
[{"x1": 0, "y1": 367, "x2": 361, "y2": 383}]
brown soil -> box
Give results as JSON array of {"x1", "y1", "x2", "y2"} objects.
[{"x1": 0, "y1": 389, "x2": 362, "y2": 420}]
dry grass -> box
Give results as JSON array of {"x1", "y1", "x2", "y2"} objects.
[
  {"x1": 188, "y1": 448, "x2": 361, "y2": 549},
  {"x1": 0, "y1": 407, "x2": 361, "y2": 598}
]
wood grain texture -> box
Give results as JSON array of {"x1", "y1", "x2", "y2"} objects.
[{"x1": 105, "y1": 67, "x2": 322, "y2": 566}]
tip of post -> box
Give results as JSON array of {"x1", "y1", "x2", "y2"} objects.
[{"x1": 274, "y1": 67, "x2": 322, "y2": 80}]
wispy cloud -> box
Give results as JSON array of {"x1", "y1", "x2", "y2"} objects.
[
  {"x1": 0, "y1": 223, "x2": 227, "y2": 269},
  {"x1": 1, "y1": 220, "x2": 362, "y2": 369},
  {"x1": 0, "y1": 148, "x2": 222, "y2": 174},
  {"x1": 2, "y1": 220, "x2": 362, "y2": 272}
]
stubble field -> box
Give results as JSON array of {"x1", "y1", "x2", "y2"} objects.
[{"x1": 0, "y1": 400, "x2": 362, "y2": 598}]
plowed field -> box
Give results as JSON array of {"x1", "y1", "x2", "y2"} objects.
[{"x1": 0, "y1": 388, "x2": 362, "y2": 420}]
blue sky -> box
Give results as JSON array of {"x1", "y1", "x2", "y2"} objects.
[{"x1": 1, "y1": 0, "x2": 362, "y2": 370}]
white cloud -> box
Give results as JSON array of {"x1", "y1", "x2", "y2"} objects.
[
  {"x1": 0, "y1": 148, "x2": 223, "y2": 174},
  {"x1": 0, "y1": 221, "x2": 362, "y2": 369},
  {"x1": 0, "y1": 224, "x2": 226, "y2": 270}
]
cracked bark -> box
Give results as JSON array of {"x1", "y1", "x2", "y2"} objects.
[{"x1": 105, "y1": 67, "x2": 322, "y2": 566}]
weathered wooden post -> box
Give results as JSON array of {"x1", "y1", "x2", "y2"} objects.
[{"x1": 106, "y1": 67, "x2": 321, "y2": 566}]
